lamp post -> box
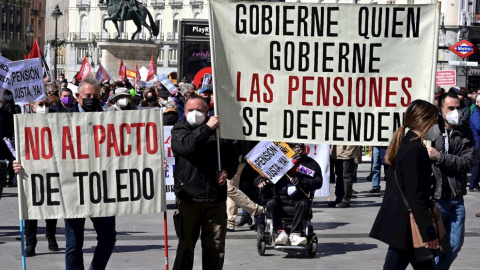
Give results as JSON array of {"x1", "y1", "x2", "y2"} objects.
[
  {"x1": 25, "y1": 24, "x2": 34, "y2": 53},
  {"x1": 51, "y1": 5, "x2": 63, "y2": 82}
]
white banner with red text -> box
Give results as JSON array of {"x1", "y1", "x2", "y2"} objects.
[
  {"x1": 15, "y1": 110, "x2": 165, "y2": 220},
  {"x1": 210, "y1": 1, "x2": 438, "y2": 145}
]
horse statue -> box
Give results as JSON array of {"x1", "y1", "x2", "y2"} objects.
[{"x1": 99, "y1": 0, "x2": 159, "y2": 40}]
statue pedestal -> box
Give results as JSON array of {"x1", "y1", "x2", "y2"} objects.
[{"x1": 98, "y1": 40, "x2": 159, "y2": 81}]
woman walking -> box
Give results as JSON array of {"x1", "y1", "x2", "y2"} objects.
[{"x1": 370, "y1": 100, "x2": 440, "y2": 269}]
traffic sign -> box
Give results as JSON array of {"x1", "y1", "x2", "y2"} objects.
[
  {"x1": 449, "y1": 40, "x2": 479, "y2": 58},
  {"x1": 448, "y1": 60, "x2": 479, "y2": 67}
]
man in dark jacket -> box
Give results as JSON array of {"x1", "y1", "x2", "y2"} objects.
[
  {"x1": 427, "y1": 91, "x2": 474, "y2": 270},
  {"x1": 171, "y1": 96, "x2": 238, "y2": 270},
  {"x1": 255, "y1": 143, "x2": 322, "y2": 246}
]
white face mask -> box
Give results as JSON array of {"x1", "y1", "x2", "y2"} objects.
[
  {"x1": 424, "y1": 124, "x2": 440, "y2": 141},
  {"x1": 160, "y1": 99, "x2": 168, "y2": 106},
  {"x1": 36, "y1": 105, "x2": 48, "y2": 114},
  {"x1": 186, "y1": 110, "x2": 206, "y2": 126},
  {"x1": 117, "y1": 97, "x2": 129, "y2": 107},
  {"x1": 443, "y1": 109, "x2": 460, "y2": 126}
]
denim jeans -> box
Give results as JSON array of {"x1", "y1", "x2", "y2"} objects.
[
  {"x1": 469, "y1": 156, "x2": 480, "y2": 189},
  {"x1": 64, "y1": 217, "x2": 116, "y2": 270},
  {"x1": 435, "y1": 197, "x2": 465, "y2": 270}
]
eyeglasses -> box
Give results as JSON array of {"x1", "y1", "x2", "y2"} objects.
[{"x1": 47, "y1": 92, "x2": 53, "y2": 96}]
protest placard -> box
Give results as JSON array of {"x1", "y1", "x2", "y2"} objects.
[
  {"x1": 156, "y1": 74, "x2": 178, "y2": 95},
  {"x1": 245, "y1": 141, "x2": 295, "y2": 184},
  {"x1": 7, "y1": 58, "x2": 45, "y2": 104},
  {"x1": 14, "y1": 110, "x2": 166, "y2": 220},
  {"x1": 210, "y1": 1, "x2": 439, "y2": 145},
  {"x1": 0, "y1": 55, "x2": 12, "y2": 93},
  {"x1": 163, "y1": 125, "x2": 176, "y2": 200}
]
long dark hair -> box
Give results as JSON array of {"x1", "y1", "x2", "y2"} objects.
[{"x1": 385, "y1": 100, "x2": 438, "y2": 165}]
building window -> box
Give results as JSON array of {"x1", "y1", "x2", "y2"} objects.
[
  {"x1": 156, "y1": 14, "x2": 163, "y2": 35},
  {"x1": 173, "y1": 13, "x2": 180, "y2": 40},
  {"x1": 80, "y1": 15, "x2": 88, "y2": 40}
]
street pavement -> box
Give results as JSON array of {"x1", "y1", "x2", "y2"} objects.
[{"x1": 1, "y1": 163, "x2": 479, "y2": 270}]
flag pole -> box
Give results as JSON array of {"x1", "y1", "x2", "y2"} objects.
[
  {"x1": 208, "y1": 0, "x2": 222, "y2": 172},
  {"x1": 164, "y1": 211, "x2": 169, "y2": 270}
]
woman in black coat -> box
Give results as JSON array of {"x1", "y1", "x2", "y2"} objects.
[{"x1": 370, "y1": 100, "x2": 440, "y2": 269}]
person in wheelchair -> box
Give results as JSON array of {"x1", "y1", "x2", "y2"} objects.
[{"x1": 255, "y1": 143, "x2": 322, "y2": 246}]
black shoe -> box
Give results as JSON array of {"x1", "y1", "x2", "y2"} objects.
[
  {"x1": 226, "y1": 228, "x2": 235, "y2": 232},
  {"x1": 469, "y1": 188, "x2": 479, "y2": 192},
  {"x1": 25, "y1": 245, "x2": 36, "y2": 257},
  {"x1": 48, "y1": 238, "x2": 58, "y2": 251},
  {"x1": 352, "y1": 190, "x2": 358, "y2": 194},
  {"x1": 335, "y1": 202, "x2": 350, "y2": 208},
  {"x1": 369, "y1": 187, "x2": 381, "y2": 194},
  {"x1": 236, "y1": 215, "x2": 252, "y2": 227},
  {"x1": 328, "y1": 201, "x2": 340, "y2": 207}
]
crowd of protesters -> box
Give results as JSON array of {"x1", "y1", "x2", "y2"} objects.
[{"x1": 1, "y1": 72, "x2": 480, "y2": 270}]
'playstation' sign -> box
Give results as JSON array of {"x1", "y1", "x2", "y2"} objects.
[{"x1": 449, "y1": 40, "x2": 479, "y2": 58}]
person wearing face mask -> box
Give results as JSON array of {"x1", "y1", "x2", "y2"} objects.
[
  {"x1": 106, "y1": 87, "x2": 137, "y2": 111},
  {"x1": 23, "y1": 98, "x2": 59, "y2": 257},
  {"x1": 426, "y1": 90, "x2": 474, "y2": 270},
  {"x1": 139, "y1": 88, "x2": 160, "y2": 107},
  {"x1": 14, "y1": 78, "x2": 115, "y2": 269},
  {"x1": 198, "y1": 84, "x2": 214, "y2": 116},
  {"x1": 171, "y1": 96, "x2": 239, "y2": 270},
  {"x1": 468, "y1": 95, "x2": 480, "y2": 192},
  {"x1": 50, "y1": 88, "x2": 78, "y2": 113},
  {"x1": 254, "y1": 143, "x2": 322, "y2": 246},
  {"x1": 370, "y1": 100, "x2": 442, "y2": 270}
]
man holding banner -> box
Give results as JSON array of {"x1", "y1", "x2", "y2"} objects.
[
  {"x1": 171, "y1": 96, "x2": 238, "y2": 270},
  {"x1": 13, "y1": 78, "x2": 116, "y2": 269}
]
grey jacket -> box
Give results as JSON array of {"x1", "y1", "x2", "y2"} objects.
[{"x1": 432, "y1": 123, "x2": 474, "y2": 199}]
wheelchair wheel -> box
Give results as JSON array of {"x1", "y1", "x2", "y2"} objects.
[
  {"x1": 257, "y1": 240, "x2": 266, "y2": 256},
  {"x1": 307, "y1": 236, "x2": 317, "y2": 257}
]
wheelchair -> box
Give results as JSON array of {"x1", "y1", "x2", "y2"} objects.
[{"x1": 255, "y1": 193, "x2": 317, "y2": 257}]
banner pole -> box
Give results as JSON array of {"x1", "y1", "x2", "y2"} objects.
[
  {"x1": 19, "y1": 219, "x2": 26, "y2": 270},
  {"x1": 208, "y1": 0, "x2": 222, "y2": 172},
  {"x1": 164, "y1": 211, "x2": 169, "y2": 270}
]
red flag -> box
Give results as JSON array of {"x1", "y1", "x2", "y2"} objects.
[
  {"x1": 119, "y1": 60, "x2": 127, "y2": 81},
  {"x1": 95, "y1": 64, "x2": 113, "y2": 83},
  {"x1": 119, "y1": 60, "x2": 124, "y2": 75},
  {"x1": 77, "y1": 57, "x2": 92, "y2": 81},
  {"x1": 146, "y1": 55, "x2": 155, "y2": 81},
  {"x1": 135, "y1": 63, "x2": 141, "y2": 83},
  {"x1": 28, "y1": 39, "x2": 41, "y2": 59}
]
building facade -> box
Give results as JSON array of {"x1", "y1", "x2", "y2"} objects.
[
  {"x1": 44, "y1": 0, "x2": 209, "y2": 81},
  {"x1": 0, "y1": 0, "x2": 42, "y2": 60}
]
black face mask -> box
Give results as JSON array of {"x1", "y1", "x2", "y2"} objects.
[
  {"x1": 146, "y1": 96, "x2": 155, "y2": 102},
  {"x1": 82, "y1": 98, "x2": 101, "y2": 112}
]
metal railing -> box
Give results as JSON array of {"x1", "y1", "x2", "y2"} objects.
[
  {"x1": 170, "y1": 0, "x2": 183, "y2": 9},
  {"x1": 76, "y1": 0, "x2": 90, "y2": 8},
  {"x1": 152, "y1": 0, "x2": 166, "y2": 9}
]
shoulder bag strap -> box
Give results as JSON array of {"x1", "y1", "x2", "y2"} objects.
[{"x1": 394, "y1": 169, "x2": 412, "y2": 212}]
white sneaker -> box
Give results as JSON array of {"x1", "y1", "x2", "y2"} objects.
[
  {"x1": 274, "y1": 230, "x2": 289, "y2": 246},
  {"x1": 289, "y1": 233, "x2": 307, "y2": 246}
]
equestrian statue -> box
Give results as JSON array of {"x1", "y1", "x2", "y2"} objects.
[{"x1": 99, "y1": 0, "x2": 159, "y2": 40}]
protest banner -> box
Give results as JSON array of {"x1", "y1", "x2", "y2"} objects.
[
  {"x1": 14, "y1": 110, "x2": 166, "y2": 220},
  {"x1": 304, "y1": 144, "x2": 330, "y2": 197},
  {"x1": 209, "y1": 1, "x2": 439, "y2": 146},
  {"x1": 7, "y1": 58, "x2": 45, "y2": 104},
  {"x1": 163, "y1": 125, "x2": 176, "y2": 200},
  {"x1": 157, "y1": 74, "x2": 179, "y2": 95},
  {"x1": 0, "y1": 55, "x2": 12, "y2": 93}
]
